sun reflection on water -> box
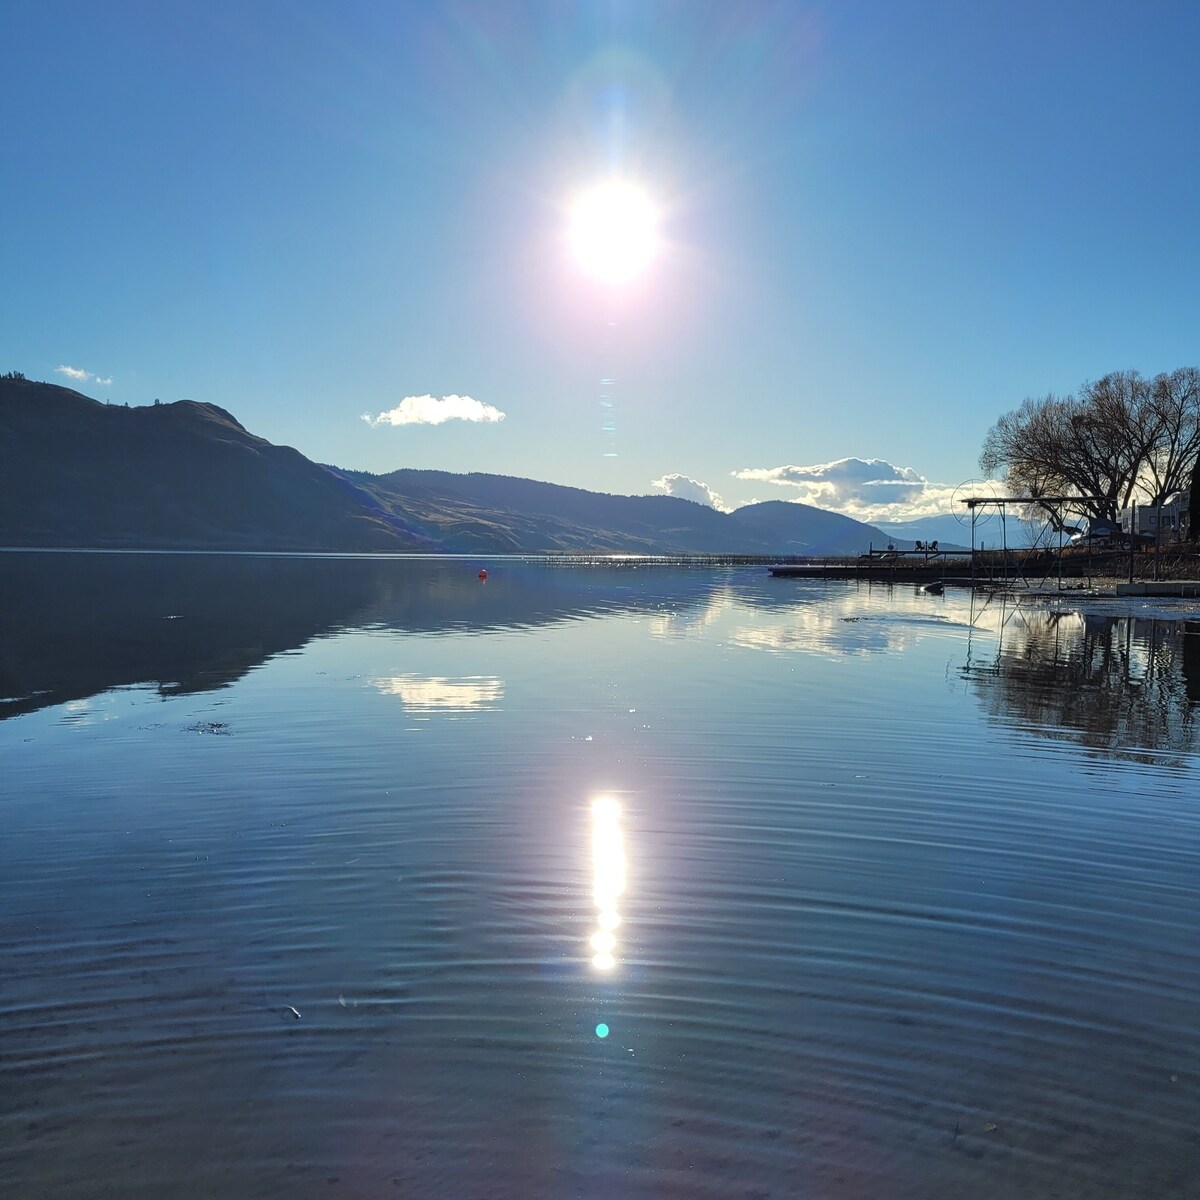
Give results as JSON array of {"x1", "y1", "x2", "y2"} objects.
[{"x1": 590, "y1": 796, "x2": 625, "y2": 971}]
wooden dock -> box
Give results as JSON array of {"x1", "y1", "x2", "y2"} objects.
[{"x1": 770, "y1": 550, "x2": 971, "y2": 583}]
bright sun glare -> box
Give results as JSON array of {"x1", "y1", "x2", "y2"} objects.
[
  {"x1": 569, "y1": 181, "x2": 660, "y2": 286},
  {"x1": 590, "y1": 795, "x2": 625, "y2": 971}
]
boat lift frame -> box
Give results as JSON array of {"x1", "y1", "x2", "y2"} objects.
[{"x1": 958, "y1": 494, "x2": 1106, "y2": 591}]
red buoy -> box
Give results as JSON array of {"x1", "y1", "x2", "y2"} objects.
[{"x1": 478, "y1": 569, "x2": 488, "y2": 581}]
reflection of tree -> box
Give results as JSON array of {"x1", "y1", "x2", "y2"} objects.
[
  {"x1": 964, "y1": 607, "x2": 1200, "y2": 763},
  {"x1": 1182, "y1": 623, "x2": 1200, "y2": 705}
]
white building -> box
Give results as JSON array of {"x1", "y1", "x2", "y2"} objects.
[{"x1": 1118, "y1": 492, "x2": 1191, "y2": 541}]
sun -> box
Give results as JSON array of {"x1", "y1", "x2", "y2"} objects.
[{"x1": 568, "y1": 181, "x2": 660, "y2": 286}]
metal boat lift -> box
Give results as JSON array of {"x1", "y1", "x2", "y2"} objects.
[{"x1": 958, "y1": 494, "x2": 1106, "y2": 590}]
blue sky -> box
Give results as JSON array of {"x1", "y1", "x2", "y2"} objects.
[{"x1": 3, "y1": 1, "x2": 1198, "y2": 521}]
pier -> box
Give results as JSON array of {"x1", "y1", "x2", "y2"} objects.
[
  {"x1": 531, "y1": 543, "x2": 1200, "y2": 591},
  {"x1": 769, "y1": 549, "x2": 973, "y2": 584}
]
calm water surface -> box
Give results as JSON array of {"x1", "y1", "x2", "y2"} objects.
[{"x1": 2, "y1": 553, "x2": 1198, "y2": 1198}]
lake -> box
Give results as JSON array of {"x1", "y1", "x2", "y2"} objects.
[{"x1": 2, "y1": 552, "x2": 1198, "y2": 1198}]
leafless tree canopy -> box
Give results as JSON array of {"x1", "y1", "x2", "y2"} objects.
[{"x1": 980, "y1": 368, "x2": 1200, "y2": 522}]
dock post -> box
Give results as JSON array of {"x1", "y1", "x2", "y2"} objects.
[{"x1": 1129, "y1": 500, "x2": 1136, "y2": 584}]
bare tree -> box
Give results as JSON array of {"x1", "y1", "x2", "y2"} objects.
[
  {"x1": 1143, "y1": 367, "x2": 1200, "y2": 505},
  {"x1": 980, "y1": 368, "x2": 1198, "y2": 523},
  {"x1": 1076, "y1": 371, "x2": 1157, "y2": 510}
]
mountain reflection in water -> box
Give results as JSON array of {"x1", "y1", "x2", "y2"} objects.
[
  {"x1": 0, "y1": 552, "x2": 721, "y2": 720},
  {"x1": 963, "y1": 598, "x2": 1200, "y2": 763}
]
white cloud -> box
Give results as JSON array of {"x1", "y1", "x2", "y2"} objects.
[
  {"x1": 55, "y1": 364, "x2": 113, "y2": 387},
  {"x1": 362, "y1": 394, "x2": 506, "y2": 427},
  {"x1": 732, "y1": 456, "x2": 1004, "y2": 522},
  {"x1": 651, "y1": 473, "x2": 730, "y2": 511},
  {"x1": 734, "y1": 457, "x2": 925, "y2": 503}
]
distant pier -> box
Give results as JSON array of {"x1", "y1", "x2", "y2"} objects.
[
  {"x1": 769, "y1": 549, "x2": 972, "y2": 584},
  {"x1": 532, "y1": 545, "x2": 1200, "y2": 591}
]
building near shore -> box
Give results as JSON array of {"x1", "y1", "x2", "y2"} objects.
[{"x1": 1119, "y1": 493, "x2": 1191, "y2": 542}]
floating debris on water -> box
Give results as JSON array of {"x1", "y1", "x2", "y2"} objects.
[{"x1": 184, "y1": 721, "x2": 232, "y2": 735}]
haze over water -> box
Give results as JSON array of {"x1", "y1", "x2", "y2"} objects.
[{"x1": 2, "y1": 554, "x2": 1198, "y2": 1198}]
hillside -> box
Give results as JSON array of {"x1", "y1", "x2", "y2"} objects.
[
  {"x1": 347, "y1": 468, "x2": 750, "y2": 553},
  {"x1": 2, "y1": 378, "x2": 903, "y2": 554},
  {"x1": 0, "y1": 378, "x2": 429, "y2": 550},
  {"x1": 724, "y1": 499, "x2": 899, "y2": 554},
  {"x1": 347, "y1": 468, "x2": 899, "y2": 555}
]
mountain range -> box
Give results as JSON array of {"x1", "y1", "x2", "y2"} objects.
[{"x1": 1, "y1": 377, "x2": 921, "y2": 555}]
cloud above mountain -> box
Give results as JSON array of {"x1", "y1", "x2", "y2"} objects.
[
  {"x1": 732, "y1": 456, "x2": 996, "y2": 521},
  {"x1": 56, "y1": 364, "x2": 112, "y2": 386},
  {"x1": 651, "y1": 473, "x2": 730, "y2": 511},
  {"x1": 363, "y1": 394, "x2": 506, "y2": 427}
]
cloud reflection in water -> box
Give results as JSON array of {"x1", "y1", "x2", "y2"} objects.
[
  {"x1": 646, "y1": 587, "x2": 739, "y2": 638},
  {"x1": 729, "y1": 611, "x2": 925, "y2": 658},
  {"x1": 645, "y1": 584, "x2": 961, "y2": 658},
  {"x1": 372, "y1": 674, "x2": 504, "y2": 714}
]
